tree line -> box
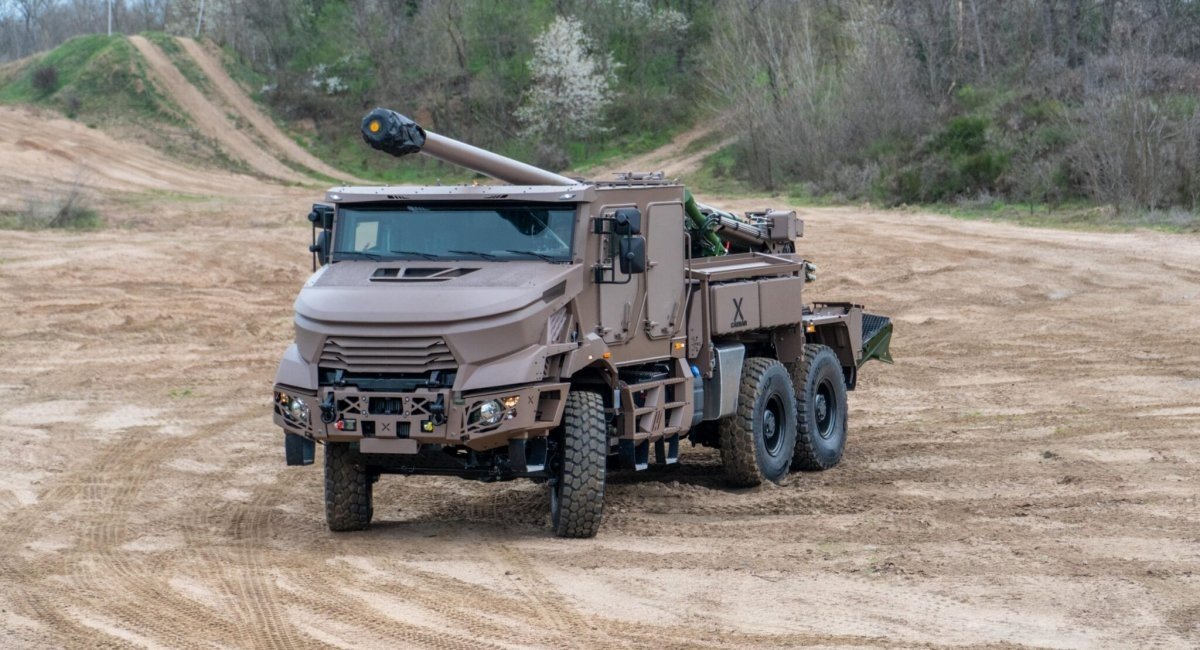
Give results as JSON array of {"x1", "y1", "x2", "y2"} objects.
[{"x1": 3, "y1": 0, "x2": 1199, "y2": 211}]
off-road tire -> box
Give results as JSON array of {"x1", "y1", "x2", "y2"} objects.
[
  {"x1": 719, "y1": 358, "x2": 798, "y2": 487},
  {"x1": 791, "y1": 345, "x2": 849, "y2": 471},
  {"x1": 324, "y1": 442, "x2": 372, "y2": 532},
  {"x1": 551, "y1": 391, "x2": 606, "y2": 538}
]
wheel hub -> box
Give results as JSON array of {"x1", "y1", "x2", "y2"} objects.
[
  {"x1": 762, "y1": 396, "x2": 785, "y2": 456},
  {"x1": 814, "y1": 379, "x2": 837, "y2": 440}
]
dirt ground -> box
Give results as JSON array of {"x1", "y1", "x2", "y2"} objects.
[{"x1": 1, "y1": 102, "x2": 1199, "y2": 647}]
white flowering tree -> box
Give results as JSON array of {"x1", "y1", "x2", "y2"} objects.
[{"x1": 516, "y1": 16, "x2": 618, "y2": 148}]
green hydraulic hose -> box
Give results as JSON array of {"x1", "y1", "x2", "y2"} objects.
[{"x1": 684, "y1": 189, "x2": 725, "y2": 257}]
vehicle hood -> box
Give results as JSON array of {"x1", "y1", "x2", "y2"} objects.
[{"x1": 295, "y1": 260, "x2": 575, "y2": 324}]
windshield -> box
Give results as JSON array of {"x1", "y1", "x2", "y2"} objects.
[{"x1": 333, "y1": 202, "x2": 577, "y2": 262}]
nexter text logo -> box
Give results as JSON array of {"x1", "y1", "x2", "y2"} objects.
[{"x1": 730, "y1": 298, "x2": 748, "y2": 328}]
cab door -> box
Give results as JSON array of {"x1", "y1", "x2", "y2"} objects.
[
  {"x1": 597, "y1": 201, "x2": 686, "y2": 346},
  {"x1": 641, "y1": 202, "x2": 686, "y2": 340}
]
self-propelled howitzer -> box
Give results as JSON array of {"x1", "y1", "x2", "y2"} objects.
[{"x1": 272, "y1": 108, "x2": 893, "y2": 537}]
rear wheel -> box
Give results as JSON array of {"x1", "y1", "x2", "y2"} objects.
[
  {"x1": 791, "y1": 345, "x2": 849, "y2": 471},
  {"x1": 549, "y1": 391, "x2": 607, "y2": 538},
  {"x1": 719, "y1": 358, "x2": 798, "y2": 487},
  {"x1": 324, "y1": 442, "x2": 373, "y2": 531}
]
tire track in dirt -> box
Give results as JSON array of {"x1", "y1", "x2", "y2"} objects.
[
  {"x1": 3, "y1": 439, "x2": 242, "y2": 647},
  {"x1": 128, "y1": 36, "x2": 312, "y2": 185},
  {"x1": 61, "y1": 432, "x2": 245, "y2": 646},
  {"x1": 4, "y1": 156, "x2": 1200, "y2": 646},
  {"x1": 222, "y1": 490, "x2": 309, "y2": 649}
]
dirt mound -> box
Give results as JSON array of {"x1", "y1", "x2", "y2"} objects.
[
  {"x1": 128, "y1": 35, "x2": 313, "y2": 185},
  {"x1": 174, "y1": 38, "x2": 368, "y2": 185},
  {"x1": 0, "y1": 105, "x2": 278, "y2": 212}
]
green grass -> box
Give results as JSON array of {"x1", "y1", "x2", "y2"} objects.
[
  {"x1": 218, "y1": 44, "x2": 268, "y2": 97},
  {"x1": 0, "y1": 188, "x2": 102, "y2": 230},
  {"x1": 309, "y1": 132, "x2": 473, "y2": 184},
  {"x1": 143, "y1": 31, "x2": 213, "y2": 93},
  {"x1": 687, "y1": 144, "x2": 1199, "y2": 232},
  {"x1": 0, "y1": 34, "x2": 187, "y2": 126},
  {"x1": 928, "y1": 200, "x2": 1200, "y2": 233},
  {"x1": 304, "y1": 122, "x2": 689, "y2": 186},
  {"x1": 680, "y1": 143, "x2": 764, "y2": 198},
  {"x1": 568, "y1": 127, "x2": 679, "y2": 174}
]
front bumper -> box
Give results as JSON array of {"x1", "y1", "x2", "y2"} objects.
[{"x1": 273, "y1": 382, "x2": 569, "y2": 452}]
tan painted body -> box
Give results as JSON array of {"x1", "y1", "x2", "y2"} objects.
[{"x1": 273, "y1": 110, "x2": 885, "y2": 479}]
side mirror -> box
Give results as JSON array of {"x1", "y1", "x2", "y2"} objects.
[
  {"x1": 308, "y1": 204, "x2": 334, "y2": 229},
  {"x1": 618, "y1": 236, "x2": 647, "y2": 275},
  {"x1": 310, "y1": 230, "x2": 330, "y2": 266},
  {"x1": 613, "y1": 207, "x2": 641, "y2": 235}
]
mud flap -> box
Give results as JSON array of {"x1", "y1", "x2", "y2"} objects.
[
  {"x1": 619, "y1": 439, "x2": 650, "y2": 470},
  {"x1": 858, "y1": 313, "x2": 894, "y2": 367},
  {"x1": 654, "y1": 434, "x2": 680, "y2": 465},
  {"x1": 285, "y1": 432, "x2": 315, "y2": 466}
]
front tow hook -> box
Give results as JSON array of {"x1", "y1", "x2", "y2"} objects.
[
  {"x1": 429, "y1": 394, "x2": 447, "y2": 426},
  {"x1": 319, "y1": 392, "x2": 336, "y2": 424}
]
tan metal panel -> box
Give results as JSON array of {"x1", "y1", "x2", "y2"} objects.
[
  {"x1": 710, "y1": 282, "x2": 760, "y2": 334},
  {"x1": 643, "y1": 202, "x2": 686, "y2": 339},
  {"x1": 758, "y1": 276, "x2": 805, "y2": 328},
  {"x1": 360, "y1": 438, "x2": 418, "y2": 454}
]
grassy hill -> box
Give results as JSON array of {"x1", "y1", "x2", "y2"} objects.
[{"x1": 0, "y1": 35, "x2": 243, "y2": 172}]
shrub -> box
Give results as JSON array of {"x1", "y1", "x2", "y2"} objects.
[
  {"x1": 31, "y1": 65, "x2": 59, "y2": 95},
  {"x1": 931, "y1": 117, "x2": 989, "y2": 156},
  {"x1": 63, "y1": 92, "x2": 82, "y2": 119},
  {"x1": 18, "y1": 184, "x2": 101, "y2": 230}
]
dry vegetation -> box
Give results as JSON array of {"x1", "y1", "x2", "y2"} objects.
[{"x1": 4, "y1": 1, "x2": 1196, "y2": 220}]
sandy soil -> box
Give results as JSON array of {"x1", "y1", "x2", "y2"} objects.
[{"x1": 1, "y1": 82, "x2": 1198, "y2": 647}]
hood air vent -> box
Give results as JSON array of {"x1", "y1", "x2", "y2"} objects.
[{"x1": 371, "y1": 267, "x2": 479, "y2": 282}]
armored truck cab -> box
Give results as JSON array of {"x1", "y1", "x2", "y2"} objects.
[{"x1": 273, "y1": 109, "x2": 892, "y2": 537}]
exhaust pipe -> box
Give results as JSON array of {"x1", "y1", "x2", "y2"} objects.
[{"x1": 361, "y1": 108, "x2": 577, "y2": 187}]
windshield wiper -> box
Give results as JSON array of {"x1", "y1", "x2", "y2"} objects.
[
  {"x1": 449, "y1": 249, "x2": 499, "y2": 260},
  {"x1": 505, "y1": 249, "x2": 560, "y2": 262},
  {"x1": 336, "y1": 250, "x2": 384, "y2": 261},
  {"x1": 389, "y1": 249, "x2": 441, "y2": 260}
]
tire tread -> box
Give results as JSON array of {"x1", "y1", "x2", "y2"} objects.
[
  {"x1": 791, "y1": 345, "x2": 847, "y2": 471},
  {"x1": 554, "y1": 391, "x2": 606, "y2": 538},
  {"x1": 324, "y1": 442, "x2": 372, "y2": 532},
  {"x1": 719, "y1": 357, "x2": 795, "y2": 487}
]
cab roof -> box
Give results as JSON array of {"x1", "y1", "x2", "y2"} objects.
[{"x1": 326, "y1": 184, "x2": 597, "y2": 204}]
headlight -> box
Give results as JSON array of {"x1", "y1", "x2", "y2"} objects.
[
  {"x1": 276, "y1": 391, "x2": 310, "y2": 424},
  {"x1": 468, "y1": 395, "x2": 521, "y2": 427},
  {"x1": 476, "y1": 400, "x2": 503, "y2": 426},
  {"x1": 288, "y1": 397, "x2": 309, "y2": 422}
]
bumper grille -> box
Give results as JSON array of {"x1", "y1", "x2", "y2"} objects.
[{"x1": 320, "y1": 336, "x2": 456, "y2": 374}]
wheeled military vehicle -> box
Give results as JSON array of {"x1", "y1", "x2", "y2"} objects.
[{"x1": 273, "y1": 108, "x2": 892, "y2": 537}]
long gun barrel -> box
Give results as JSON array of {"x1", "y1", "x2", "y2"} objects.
[{"x1": 360, "y1": 108, "x2": 577, "y2": 186}]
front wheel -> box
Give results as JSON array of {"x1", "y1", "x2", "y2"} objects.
[
  {"x1": 324, "y1": 442, "x2": 373, "y2": 531},
  {"x1": 791, "y1": 345, "x2": 849, "y2": 471},
  {"x1": 549, "y1": 391, "x2": 607, "y2": 538}
]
